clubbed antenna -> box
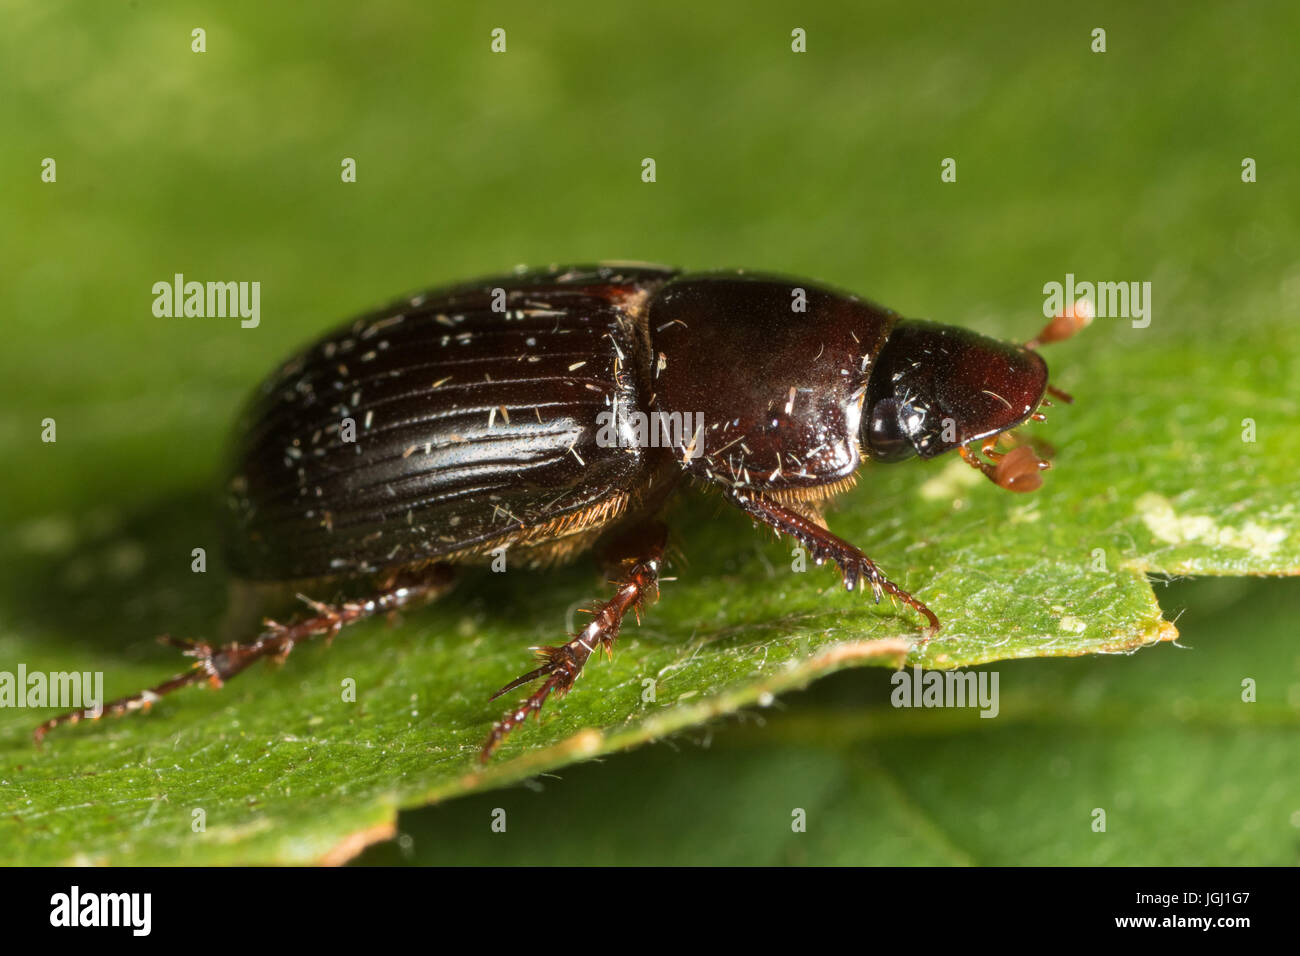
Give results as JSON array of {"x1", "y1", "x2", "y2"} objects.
[
  {"x1": 960, "y1": 440, "x2": 1050, "y2": 493},
  {"x1": 1026, "y1": 299, "x2": 1093, "y2": 350}
]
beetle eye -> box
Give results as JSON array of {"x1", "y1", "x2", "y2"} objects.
[{"x1": 865, "y1": 398, "x2": 915, "y2": 462}]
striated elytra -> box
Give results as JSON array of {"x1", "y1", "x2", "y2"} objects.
[{"x1": 37, "y1": 263, "x2": 1079, "y2": 758}]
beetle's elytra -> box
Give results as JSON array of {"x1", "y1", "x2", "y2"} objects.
[{"x1": 36, "y1": 263, "x2": 1081, "y2": 758}]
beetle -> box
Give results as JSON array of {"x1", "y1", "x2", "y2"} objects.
[{"x1": 35, "y1": 263, "x2": 1081, "y2": 758}]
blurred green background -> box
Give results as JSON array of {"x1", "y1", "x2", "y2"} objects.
[{"x1": 1, "y1": 1, "x2": 1296, "y2": 864}]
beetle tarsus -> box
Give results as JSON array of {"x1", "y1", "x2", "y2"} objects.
[{"x1": 481, "y1": 527, "x2": 667, "y2": 762}]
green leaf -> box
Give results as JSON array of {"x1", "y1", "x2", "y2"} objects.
[
  {"x1": 1, "y1": 1, "x2": 1296, "y2": 864},
  {"x1": 355, "y1": 578, "x2": 1300, "y2": 866}
]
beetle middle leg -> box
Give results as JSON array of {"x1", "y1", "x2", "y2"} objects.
[
  {"x1": 481, "y1": 522, "x2": 668, "y2": 761},
  {"x1": 726, "y1": 490, "x2": 940, "y2": 633},
  {"x1": 33, "y1": 564, "x2": 457, "y2": 743}
]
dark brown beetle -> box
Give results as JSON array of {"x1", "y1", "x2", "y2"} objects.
[{"x1": 36, "y1": 263, "x2": 1080, "y2": 758}]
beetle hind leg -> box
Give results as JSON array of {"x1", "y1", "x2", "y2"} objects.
[
  {"x1": 33, "y1": 564, "x2": 456, "y2": 744},
  {"x1": 481, "y1": 524, "x2": 667, "y2": 762}
]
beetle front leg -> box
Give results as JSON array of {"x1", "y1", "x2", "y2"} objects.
[
  {"x1": 481, "y1": 523, "x2": 668, "y2": 762},
  {"x1": 726, "y1": 490, "x2": 940, "y2": 633}
]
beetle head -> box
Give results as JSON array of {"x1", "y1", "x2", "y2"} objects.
[{"x1": 863, "y1": 319, "x2": 1049, "y2": 466}]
